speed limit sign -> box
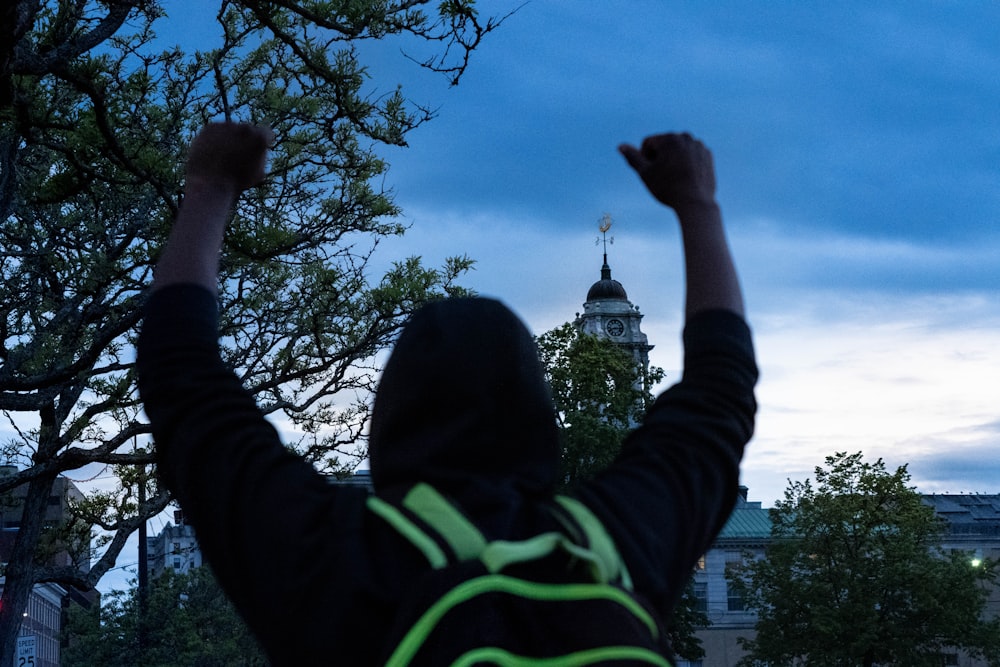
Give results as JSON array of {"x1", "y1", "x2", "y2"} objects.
[{"x1": 16, "y1": 636, "x2": 35, "y2": 667}]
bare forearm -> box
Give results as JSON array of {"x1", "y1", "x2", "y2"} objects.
[
  {"x1": 675, "y1": 201, "x2": 745, "y2": 319},
  {"x1": 151, "y1": 181, "x2": 237, "y2": 295},
  {"x1": 150, "y1": 123, "x2": 272, "y2": 296}
]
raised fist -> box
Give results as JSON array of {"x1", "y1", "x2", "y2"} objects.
[
  {"x1": 619, "y1": 133, "x2": 716, "y2": 212},
  {"x1": 185, "y1": 123, "x2": 274, "y2": 192}
]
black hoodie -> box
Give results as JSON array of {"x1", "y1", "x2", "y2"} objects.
[
  {"x1": 138, "y1": 285, "x2": 757, "y2": 665},
  {"x1": 369, "y1": 297, "x2": 561, "y2": 537}
]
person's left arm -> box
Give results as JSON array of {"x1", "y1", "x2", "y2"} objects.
[{"x1": 137, "y1": 124, "x2": 367, "y2": 657}]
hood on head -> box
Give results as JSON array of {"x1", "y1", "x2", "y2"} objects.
[{"x1": 369, "y1": 297, "x2": 560, "y2": 497}]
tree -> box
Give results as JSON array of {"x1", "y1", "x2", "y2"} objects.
[
  {"x1": 63, "y1": 566, "x2": 266, "y2": 666},
  {"x1": 667, "y1": 579, "x2": 711, "y2": 663},
  {"x1": 731, "y1": 451, "x2": 1000, "y2": 667},
  {"x1": 536, "y1": 322, "x2": 663, "y2": 489},
  {"x1": 0, "y1": 0, "x2": 509, "y2": 657},
  {"x1": 535, "y1": 323, "x2": 710, "y2": 660}
]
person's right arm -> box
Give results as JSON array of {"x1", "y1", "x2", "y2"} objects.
[{"x1": 575, "y1": 133, "x2": 756, "y2": 614}]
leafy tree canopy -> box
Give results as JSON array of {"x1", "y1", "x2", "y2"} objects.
[
  {"x1": 536, "y1": 322, "x2": 663, "y2": 490},
  {"x1": 0, "y1": 0, "x2": 508, "y2": 656},
  {"x1": 731, "y1": 451, "x2": 1000, "y2": 667},
  {"x1": 63, "y1": 566, "x2": 265, "y2": 666}
]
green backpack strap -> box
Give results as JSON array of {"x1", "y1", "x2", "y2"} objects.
[
  {"x1": 370, "y1": 485, "x2": 668, "y2": 667},
  {"x1": 368, "y1": 484, "x2": 634, "y2": 591},
  {"x1": 552, "y1": 495, "x2": 635, "y2": 591},
  {"x1": 367, "y1": 483, "x2": 487, "y2": 567}
]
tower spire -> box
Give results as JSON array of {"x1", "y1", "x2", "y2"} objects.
[
  {"x1": 576, "y1": 211, "x2": 653, "y2": 392},
  {"x1": 598, "y1": 213, "x2": 614, "y2": 280}
]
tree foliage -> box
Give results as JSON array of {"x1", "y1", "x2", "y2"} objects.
[
  {"x1": 536, "y1": 322, "x2": 663, "y2": 489},
  {"x1": 534, "y1": 323, "x2": 709, "y2": 659},
  {"x1": 731, "y1": 451, "x2": 1000, "y2": 667},
  {"x1": 0, "y1": 0, "x2": 507, "y2": 656},
  {"x1": 63, "y1": 567, "x2": 265, "y2": 666},
  {"x1": 668, "y1": 579, "x2": 710, "y2": 662}
]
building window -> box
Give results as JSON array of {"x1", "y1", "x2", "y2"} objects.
[
  {"x1": 173, "y1": 558, "x2": 181, "y2": 569},
  {"x1": 695, "y1": 554, "x2": 706, "y2": 571},
  {"x1": 726, "y1": 583, "x2": 745, "y2": 612},
  {"x1": 692, "y1": 582, "x2": 708, "y2": 612}
]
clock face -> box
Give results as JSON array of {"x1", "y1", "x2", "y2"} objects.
[{"x1": 605, "y1": 318, "x2": 625, "y2": 337}]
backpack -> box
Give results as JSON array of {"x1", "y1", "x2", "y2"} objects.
[{"x1": 367, "y1": 483, "x2": 675, "y2": 666}]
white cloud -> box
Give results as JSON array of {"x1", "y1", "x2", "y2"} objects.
[
  {"x1": 376, "y1": 207, "x2": 1000, "y2": 507},
  {"x1": 744, "y1": 293, "x2": 1000, "y2": 503}
]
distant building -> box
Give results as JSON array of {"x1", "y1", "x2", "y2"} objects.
[
  {"x1": 335, "y1": 468, "x2": 373, "y2": 490},
  {"x1": 573, "y1": 216, "x2": 653, "y2": 384},
  {"x1": 0, "y1": 580, "x2": 71, "y2": 667},
  {"x1": 923, "y1": 494, "x2": 1000, "y2": 625},
  {"x1": 682, "y1": 493, "x2": 1000, "y2": 667},
  {"x1": 146, "y1": 510, "x2": 203, "y2": 578},
  {"x1": 0, "y1": 470, "x2": 89, "y2": 571},
  {"x1": 685, "y1": 487, "x2": 771, "y2": 667},
  {"x1": 0, "y1": 465, "x2": 99, "y2": 667}
]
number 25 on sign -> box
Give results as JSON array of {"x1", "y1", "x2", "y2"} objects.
[{"x1": 16, "y1": 635, "x2": 36, "y2": 667}]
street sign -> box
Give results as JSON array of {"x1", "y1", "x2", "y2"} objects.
[{"x1": 15, "y1": 636, "x2": 35, "y2": 667}]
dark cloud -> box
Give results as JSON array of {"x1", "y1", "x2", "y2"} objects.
[
  {"x1": 899, "y1": 420, "x2": 1000, "y2": 493},
  {"x1": 379, "y1": 2, "x2": 1000, "y2": 253}
]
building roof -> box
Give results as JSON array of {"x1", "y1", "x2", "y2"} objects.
[
  {"x1": 717, "y1": 498, "x2": 772, "y2": 540},
  {"x1": 707, "y1": 494, "x2": 1000, "y2": 544},
  {"x1": 586, "y1": 258, "x2": 628, "y2": 301},
  {"x1": 923, "y1": 494, "x2": 1000, "y2": 537},
  {"x1": 923, "y1": 494, "x2": 1000, "y2": 519},
  {"x1": 333, "y1": 469, "x2": 373, "y2": 489}
]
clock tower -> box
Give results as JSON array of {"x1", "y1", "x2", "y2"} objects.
[{"x1": 573, "y1": 216, "x2": 653, "y2": 378}]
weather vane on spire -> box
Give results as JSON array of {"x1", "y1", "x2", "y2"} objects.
[{"x1": 596, "y1": 213, "x2": 615, "y2": 255}]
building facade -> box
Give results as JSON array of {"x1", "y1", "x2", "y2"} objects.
[
  {"x1": 0, "y1": 466, "x2": 99, "y2": 667},
  {"x1": 679, "y1": 493, "x2": 1000, "y2": 667},
  {"x1": 681, "y1": 487, "x2": 771, "y2": 667},
  {"x1": 924, "y1": 494, "x2": 1000, "y2": 667},
  {"x1": 573, "y1": 251, "x2": 653, "y2": 380},
  {"x1": 146, "y1": 510, "x2": 203, "y2": 578}
]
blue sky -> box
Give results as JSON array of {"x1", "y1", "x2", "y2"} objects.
[
  {"x1": 152, "y1": 0, "x2": 1000, "y2": 501},
  {"x1": 361, "y1": 1, "x2": 1000, "y2": 504},
  {"x1": 92, "y1": 1, "x2": 999, "y2": 591}
]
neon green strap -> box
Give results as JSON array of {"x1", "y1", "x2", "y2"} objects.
[
  {"x1": 554, "y1": 495, "x2": 634, "y2": 590},
  {"x1": 385, "y1": 575, "x2": 663, "y2": 666},
  {"x1": 367, "y1": 494, "x2": 449, "y2": 568},
  {"x1": 480, "y1": 532, "x2": 613, "y2": 579},
  {"x1": 451, "y1": 646, "x2": 673, "y2": 666},
  {"x1": 368, "y1": 484, "x2": 491, "y2": 567},
  {"x1": 403, "y1": 483, "x2": 487, "y2": 561},
  {"x1": 370, "y1": 486, "x2": 633, "y2": 589}
]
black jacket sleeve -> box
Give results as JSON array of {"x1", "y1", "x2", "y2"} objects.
[
  {"x1": 572, "y1": 309, "x2": 758, "y2": 615},
  {"x1": 136, "y1": 284, "x2": 377, "y2": 661}
]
